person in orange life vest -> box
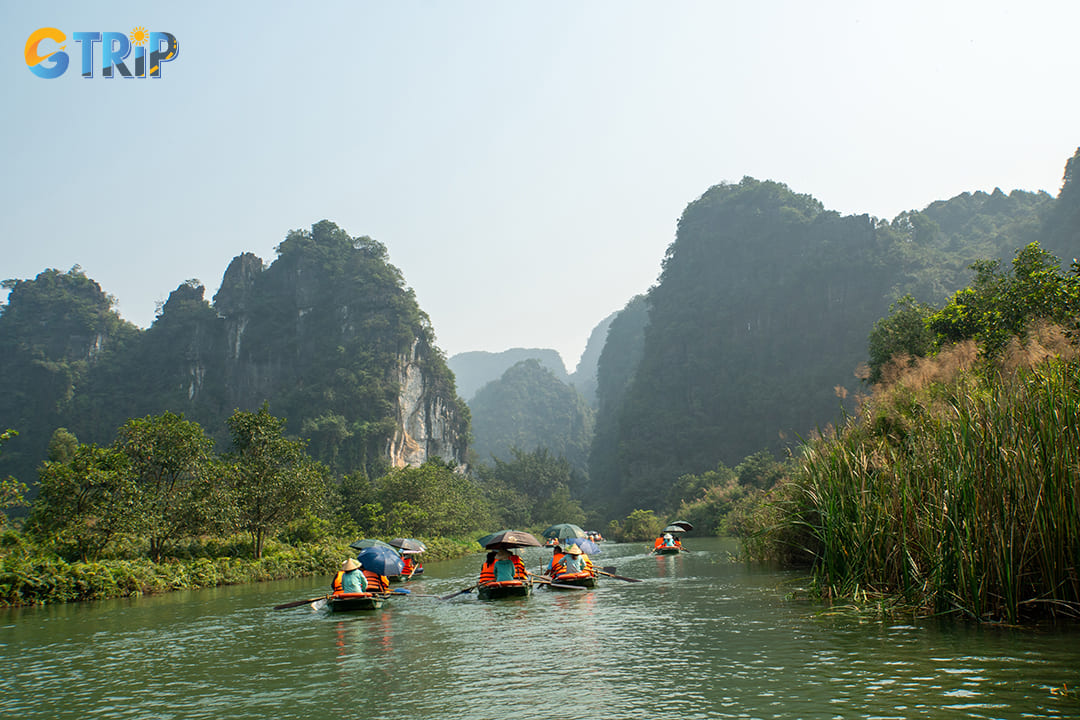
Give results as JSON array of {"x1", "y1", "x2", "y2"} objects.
[
  {"x1": 655, "y1": 533, "x2": 676, "y2": 549},
  {"x1": 400, "y1": 552, "x2": 423, "y2": 578},
  {"x1": 544, "y1": 543, "x2": 566, "y2": 576},
  {"x1": 479, "y1": 550, "x2": 498, "y2": 585},
  {"x1": 358, "y1": 559, "x2": 390, "y2": 593},
  {"x1": 551, "y1": 543, "x2": 588, "y2": 579},
  {"x1": 331, "y1": 557, "x2": 367, "y2": 594}
]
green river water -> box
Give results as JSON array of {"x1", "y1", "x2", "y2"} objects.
[{"x1": 2, "y1": 537, "x2": 1078, "y2": 719}]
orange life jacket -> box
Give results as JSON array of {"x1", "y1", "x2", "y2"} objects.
[
  {"x1": 511, "y1": 555, "x2": 527, "y2": 580},
  {"x1": 479, "y1": 560, "x2": 496, "y2": 585},
  {"x1": 330, "y1": 571, "x2": 344, "y2": 593},
  {"x1": 362, "y1": 569, "x2": 389, "y2": 593}
]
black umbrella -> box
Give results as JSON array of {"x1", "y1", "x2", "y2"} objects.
[
  {"x1": 389, "y1": 538, "x2": 427, "y2": 553},
  {"x1": 349, "y1": 538, "x2": 395, "y2": 552},
  {"x1": 356, "y1": 546, "x2": 405, "y2": 576},
  {"x1": 541, "y1": 523, "x2": 587, "y2": 541},
  {"x1": 666, "y1": 520, "x2": 694, "y2": 532},
  {"x1": 478, "y1": 530, "x2": 543, "y2": 550}
]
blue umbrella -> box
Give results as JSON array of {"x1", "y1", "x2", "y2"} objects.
[
  {"x1": 563, "y1": 537, "x2": 600, "y2": 555},
  {"x1": 356, "y1": 546, "x2": 405, "y2": 576}
]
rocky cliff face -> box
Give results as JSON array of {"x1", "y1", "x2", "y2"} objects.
[
  {"x1": 388, "y1": 339, "x2": 468, "y2": 467},
  {"x1": 207, "y1": 226, "x2": 468, "y2": 471}
]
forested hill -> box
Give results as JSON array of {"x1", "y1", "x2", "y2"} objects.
[
  {"x1": 467, "y1": 358, "x2": 594, "y2": 476},
  {"x1": 592, "y1": 150, "x2": 1080, "y2": 517},
  {"x1": 0, "y1": 220, "x2": 469, "y2": 489}
]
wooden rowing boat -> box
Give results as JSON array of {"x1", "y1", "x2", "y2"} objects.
[
  {"x1": 653, "y1": 545, "x2": 681, "y2": 555},
  {"x1": 477, "y1": 580, "x2": 532, "y2": 600},
  {"x1": 548, "y1": 571, "x2": 597, "y2": 589},
  {"x1": 326, "y1": 592, "x2": 385, "y2": 612}
]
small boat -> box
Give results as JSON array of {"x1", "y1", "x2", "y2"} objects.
[
  {"x1": 548, "y1": 571, "x2": 597, "y2": 589},
  {"x1": 327, "y1": 592, "x2": 385, "y2": 612},
  {"x1": 477, "y1": 580, "x2": 532, "y2": 600},
  {"x1": 653, "y1": 545, "x2": 681, "y2": 555}
]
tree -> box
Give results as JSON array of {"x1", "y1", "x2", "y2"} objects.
[
  {"x1": 0, "y1": 430, "x2": 29, "y2": 527},
  {"x1": 115, "y1": 412, "x2": 214, "y2": 562},
  {"x1": 370, "y1": 460, "x2": 489, "y2": 537},
  {"x1": 30, "y1": 443, "x2": 135, "y2": 561},
  {"x1": 222, "y1": 404, "x2": 327, "y2": 559},
  {"x1": 866, "y1": 295, "x2": 936, "y2": 383}
]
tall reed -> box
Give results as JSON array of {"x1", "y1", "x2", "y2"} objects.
[{"x1": 758, "y1": 337, "x2": 1080, "y2": 623}]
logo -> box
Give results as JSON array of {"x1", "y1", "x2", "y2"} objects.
[{"x1": 25, "y1": 27, "x2": 179, "y2": 79}]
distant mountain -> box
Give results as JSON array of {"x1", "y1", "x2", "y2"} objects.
[
  {"x1": 467, "y1": 359, "x2": 593, "y2": 476},
  {"x1": 568, "y1": 310, "x2": 618, "y2": 407},
  {"x1": 448, "y1": 348, "x2": 568, "y2": 401}
]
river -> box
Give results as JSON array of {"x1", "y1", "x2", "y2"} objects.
[{"x1": 3, "y1": 537, "x2": 1078, "y2": 719}]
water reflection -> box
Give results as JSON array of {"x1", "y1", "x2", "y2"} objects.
[{"x1": 2, "y1": 538, "x2": 1079, "y2": 720}]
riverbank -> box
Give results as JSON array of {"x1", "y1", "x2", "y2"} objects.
[{"x1": 0, "y1": 531, "x2": 479, "y2": 607}]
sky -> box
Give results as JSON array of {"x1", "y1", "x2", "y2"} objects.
[{"x1": 4, "y1": 1, "x2": 1079, "y2": 374}]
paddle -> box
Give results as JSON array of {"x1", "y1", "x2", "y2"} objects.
[
  {"x1": 273, "y1": 594, "x2": 330, "y2": 610},
  {"x1": 440, "y1": 584, "x2": 477, "y2": 600},
  {"x1": 598, "y1": 568, "x2": 642, "y2": 583},
  {"x1": 527, "y1": 572, "x2": 588, "y2": 591}
]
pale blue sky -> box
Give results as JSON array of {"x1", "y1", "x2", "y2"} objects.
[{"x1": 4, "y1": 1, "x2": 1078, "y2": 372}]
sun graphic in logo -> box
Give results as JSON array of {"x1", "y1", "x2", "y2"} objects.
[{"x1": 129, "y1": 26, "x2": 149, "y2": 46}]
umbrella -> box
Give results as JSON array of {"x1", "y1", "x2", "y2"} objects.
[
  {"x1": 563, "y1": 537, "x2": 600, "y2": 555},
  {"x1": 662, "y1": 524, "x2": 690, "y2": 534},
  {"x1": 349, "y1": 538, "x2": 395, "y2": 552},
  {"x1": 356, "y1": 546, "x2": 405, "y2": 576},
  {"x1": 665, "y1": 520, "x2": 694, "y2": 532},
  {"x1": 477, "y1": 530, "x2": 543, "y2": 550},
  {"x1": 389, "y1": 538, "x2": 427, "y2": 553},
  {"x1": 541, "y1": 523, "x2": 587, "y2": 541}
]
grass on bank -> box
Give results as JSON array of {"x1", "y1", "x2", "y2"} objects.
[
  {"x1": 0, "y1": 530, "x2": 479, "y2": 607},
  {"x1": 749, "y1": 327, "x2": 1080, "y2": 624}
]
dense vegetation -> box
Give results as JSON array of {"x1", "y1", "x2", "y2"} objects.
[{"x1": 749, "y1": 239, "x2": 1080, "y2": 622}]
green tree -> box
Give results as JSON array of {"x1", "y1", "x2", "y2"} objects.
[
  {"x1": 371, "y1": 460, "x2": 489, "y2": 537},
  {"x1": 30, "y1": 443, "x2": 135, "y2": 561},
  {"x1": 0, "y1": 430, "x2": 29, "y2": 527},
  {"x1": 866, "y1": 295, "x2": 936, "y2": 383},
  {"x1": 222, "y1": 404, "x2": 328, "y2": 559},
  {"x1": 115, "y1": 412, "x2": 215, "y2": 562}
]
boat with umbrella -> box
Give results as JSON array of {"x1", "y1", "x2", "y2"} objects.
[
  {"x1": 388, "y1": 538, "x2": 426, "y2": 581},
  {"x1": 653, "y1": 520, "x2": 693, "y2": 554},
  {"x1": 541, "y1": 523, "x2": 586, "y2": 547},
  {"x1": 477, "y1": 530, "x2": 541, "y2": 600}
]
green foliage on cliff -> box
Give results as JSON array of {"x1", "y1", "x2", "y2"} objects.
[
  {"x1": 0, "y1": 221, "x2": 468, "y2": 488},
  {"x1": 591, "y1": 154, "x2": 1079, "y2": 519}
]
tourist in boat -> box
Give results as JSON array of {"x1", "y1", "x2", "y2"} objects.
[
  {"x1": 359, "y1": 559, "x2": 391, "y2": 593},
  {"x1": 654, "y1": 533, "x2": 677, "y2": 551},
  {"x1": 400, "y1": 552, "x2": 423, "y2": 579},
  {"x1": 551, "y1": 543, "x2": 586, "y2": 579},
  {"x1": 544, "y1": 543, "x2": 567, "y2": 576},
  {"x1": 480, "y1": 549, "x2": 527, "y2": 585},
  {"x1": 331, "y1": 557, "x2": 368, "y2": 594}
]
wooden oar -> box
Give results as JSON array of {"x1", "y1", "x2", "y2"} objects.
[
  {"x1": 528, "y1": 572, "x2": 588, "y2": 591},
  {"x1": 273, "y1": 594, "x2": 330, "y2": 610},
  {"x1": 597, "y1": 568, "x2": 642, "y2": 583},
  {"x1": 439, "y1": 584, "x2": 477, "y2": 600}
]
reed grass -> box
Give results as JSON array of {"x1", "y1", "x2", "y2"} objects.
[{"x1": 756, "y1": 330, "x2": 1080, "y2": 623}]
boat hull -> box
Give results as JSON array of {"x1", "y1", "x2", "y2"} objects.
[
  {"x1": 477, "y1": 580, "x2": 532, "y2": 600},
  {"x1": 549, "y1": 572, "x2": 597, "y2": 589},
  {"x1": 327, "y1": 592, "x2": 384, "y2": 612},
  {"x1": 653, "y1": 546, "x2": 681, "y2": 555}
]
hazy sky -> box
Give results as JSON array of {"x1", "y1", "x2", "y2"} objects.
[{"x1": 4, "y1": 1, "x2": 1078, "y2": 372}]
